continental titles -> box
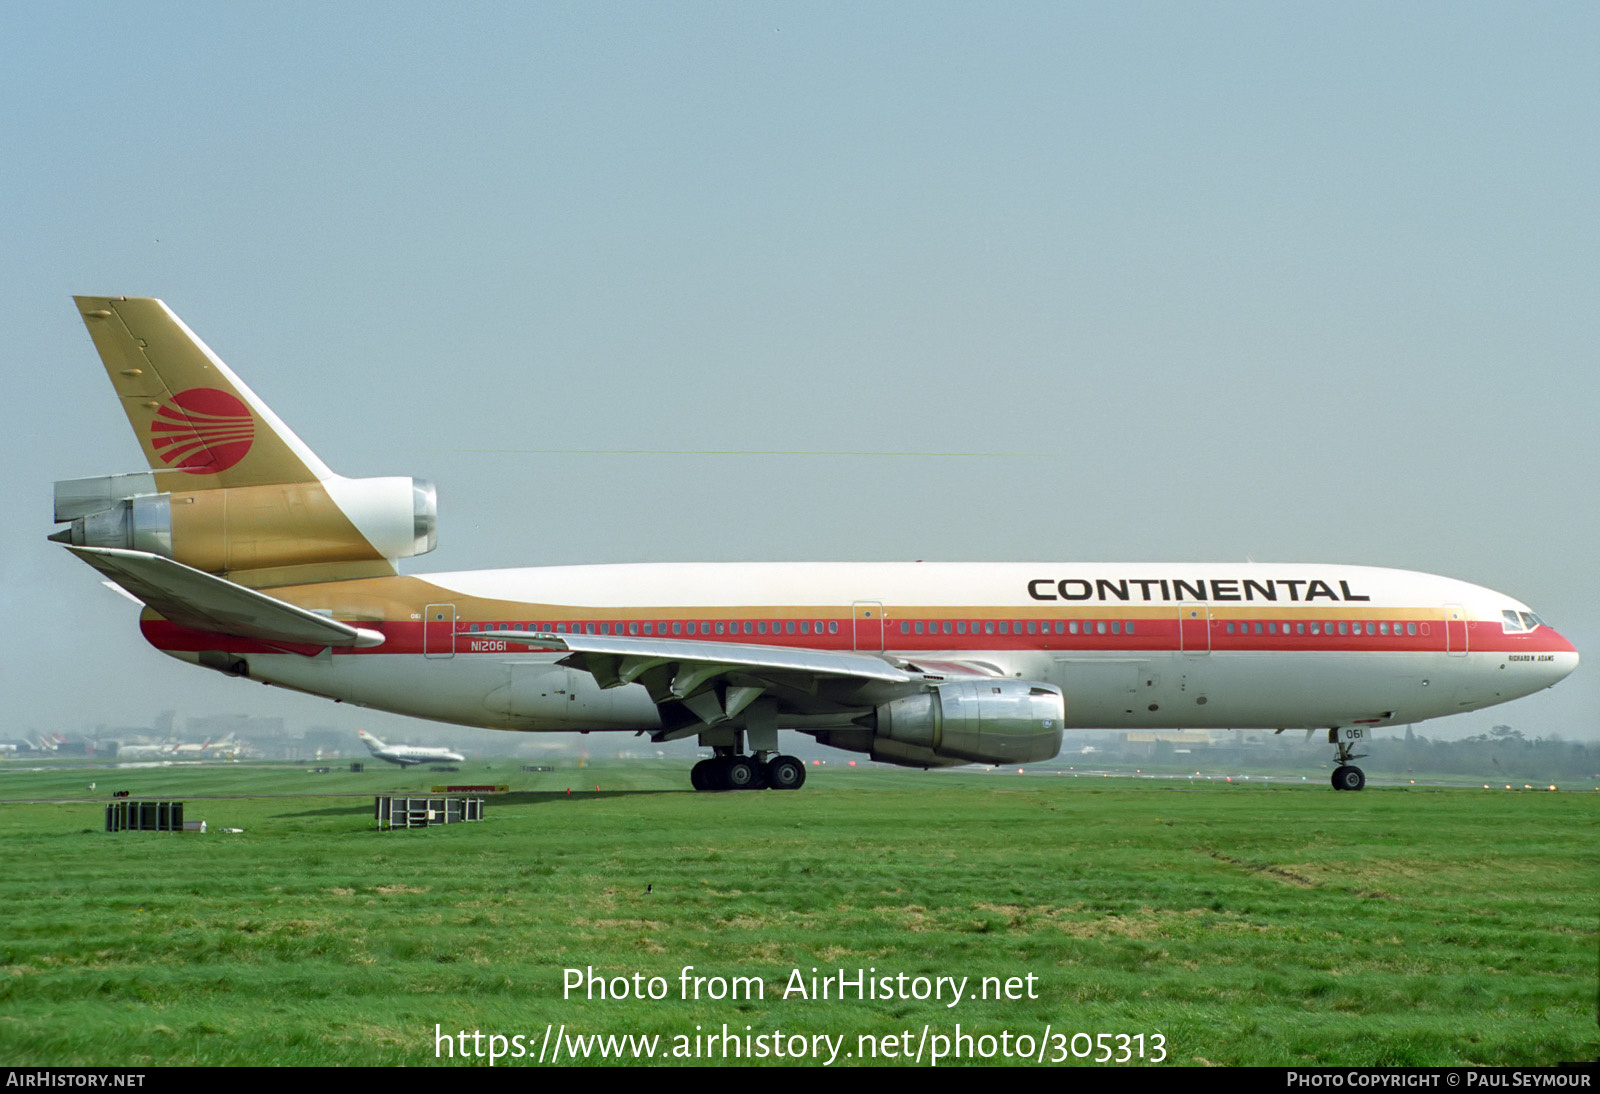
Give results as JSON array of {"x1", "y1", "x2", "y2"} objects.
[{"x1": 1026, "y1": 578, "x2": 1371, "y2": 603}]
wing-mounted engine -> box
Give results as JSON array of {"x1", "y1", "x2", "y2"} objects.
[
  {"x1": 814, "y1": 679, "x2": 1065, "y2": 768},
  {"x1": 50, "y1": 472, "x2": 436, "y2": 581}
]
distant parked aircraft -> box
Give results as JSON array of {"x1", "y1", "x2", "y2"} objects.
[{"x1": 357, "y1": 729, "x2": 465, "y2": 768}]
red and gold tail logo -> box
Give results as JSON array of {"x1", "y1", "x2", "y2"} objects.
[{"x1": 150, "y1": 388, "x2": 255, "y2": 474}]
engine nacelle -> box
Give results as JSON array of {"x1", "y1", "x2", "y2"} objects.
[
  {"x1": 871, "y1": 679, "x2": 1064, "y2": 766},
  {"x1": 52, "y1": 473, "x2": 437, "y2": 575}
]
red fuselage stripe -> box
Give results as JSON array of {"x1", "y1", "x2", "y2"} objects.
[{"x1": 137, "y1": 613, "x2": 1576, "y2": 658}]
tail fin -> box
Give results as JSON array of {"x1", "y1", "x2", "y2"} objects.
[
  {"x1": 74, "y1": 296, "x2": 330, "y2": 490},
  {"x1": 58, "y1": 297, "x2": 437, "y2": 586},
  {"x1": 358, "y1": 730, "x2": 386, "y2": 754}
]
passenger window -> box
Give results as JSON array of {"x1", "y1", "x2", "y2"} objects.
[
  {"x1": 1027, "y1": 621, "x2": 1037, "y2": 635},
  {"x1": 985, "y1": 621, "x2": 995, "y2": 635},
  {"x1": 1407, "y1": 623, "x2": 1416, "y2": 636},
  {"x1": 1069, "y1": 621, "x2": 1078, "y2": 635},
  {"x1": 757, "y1": 622, "x2": 767, "y2": 635},
  {"x1": 900, "y1": 621, "x2": 910, "y2": 635},
  {"x1": 1338, "y1": 622, "x2": 1348, "y2": 635},
  {"x1": 1096, "y1": 621, "x2": 1106, "y2": 635},
  {"x1": 786, "y1": 621, "x2": 796, "y2": 634},
  {"x1": 1111, "y1": 621, "x2": 1121, "y2": 635},
  {"x1": 1126, "y1": 620, "x2": 1135, "y2": 634},
  {"x1": 799, "y1": 621, "x2": 809, "y2": 635},
  {"x1": 828, "y1": 621, "x2": 838, "y2": 634},
  {"x1": 914, "y1": 621, "x2": 925, "y2": 635}
]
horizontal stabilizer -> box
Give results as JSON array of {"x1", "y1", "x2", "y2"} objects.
[{"x1": 66, "y1": 545, "x2": 385, "y2": 650}]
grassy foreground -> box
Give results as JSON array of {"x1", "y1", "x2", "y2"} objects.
[{"x1": 0, "y1": 760, "x2": 1595, "y2": 1067}]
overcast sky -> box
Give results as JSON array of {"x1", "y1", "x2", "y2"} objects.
[{"x1": 2, "y1": 3, "x2": 1594, "y2": 745}]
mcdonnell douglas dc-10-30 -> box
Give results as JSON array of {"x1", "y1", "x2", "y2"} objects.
[{"x1": 51, "y1": 297, "x2": 1578, "y2": 791}]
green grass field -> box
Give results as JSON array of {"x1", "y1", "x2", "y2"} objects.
[{"x1": 1, "y1": 760, "x2": 1595, "y2": 1067}]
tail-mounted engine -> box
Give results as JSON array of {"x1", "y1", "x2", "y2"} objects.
[{"x1": 51, "y1": 472, "x2": 437, "y2": 576}]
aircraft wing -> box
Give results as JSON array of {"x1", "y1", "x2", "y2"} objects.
[
  {"x1": 477, "y1": 628, "x2": 922, "y2": 730},
  {"x1": 65, "y1": 545, "x2": 385, "y2": 651}
]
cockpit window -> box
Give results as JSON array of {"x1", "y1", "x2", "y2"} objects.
[{"x1": 1503, "y1": 610, "x2": 1542, "y2": 634}]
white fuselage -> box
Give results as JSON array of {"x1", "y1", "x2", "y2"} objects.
[{"x1": 154, "y1": 561, "x2": 1578, "y2": 743}]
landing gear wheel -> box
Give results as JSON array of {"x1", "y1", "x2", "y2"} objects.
[
  {"x1": 765, "y1": 755, "x2": 806, "y2": 790},
  {"x1": 723, "y1": 757, "x2": 758, "y2": 790},
  {"x1": 690, "y1": 760, "x2": 713, "y2": 791},
  {"x1": 1331, "y1": 765, "x2": 1366, "y2": 792}
]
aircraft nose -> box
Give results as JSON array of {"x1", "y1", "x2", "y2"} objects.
[{"x1": 1542, "y1": 629, "x2": 1579, "y2": 685}]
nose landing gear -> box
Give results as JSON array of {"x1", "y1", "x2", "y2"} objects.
[
  {"x1": 1331, "y1": 764, "x2": 1366, "y2": 791},
  {"x1": 1328, "y1": 727, "x2": 1369, "y2": 791}
]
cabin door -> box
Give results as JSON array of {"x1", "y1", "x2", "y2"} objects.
[
  {"x1": 1444, "y1": 603, "x2": 1468, "y2": 657},
  {"x1": 853, "y1": 601, "x2": 885, "y2": 651},
  {"x1": 1179, "y1": 605, "x2": 1211, "y2": 656},
  {"x1": 424, "y1": 603, "x2": 456, "y2": 659}
]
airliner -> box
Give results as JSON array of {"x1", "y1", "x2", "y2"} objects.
[
  {"x1": 115, "y1": 737, "x2": 211, "y2": 760},
  {"x1": 50, "y1": 297, "x2": 1579, "y2": 792},
  {"x1": 356, "y1": 729, "x2": 465, "y2": 768}
]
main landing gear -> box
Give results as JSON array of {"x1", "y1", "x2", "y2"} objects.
[
  {"x1": 690, "y1": 752, "x2": 807, "y2": 791},
  {"x1": 1328, "y1": 727, "x2": 1368, "y2": 792}
]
